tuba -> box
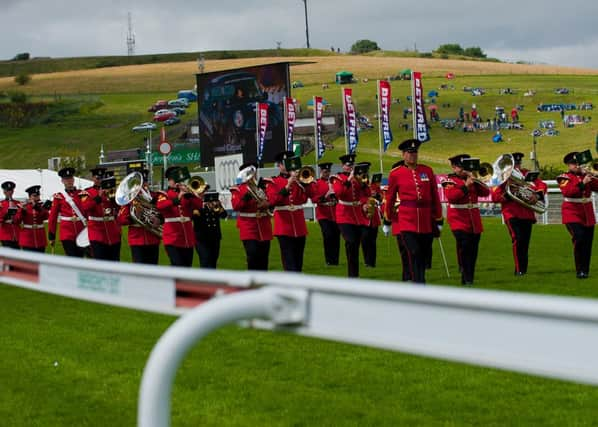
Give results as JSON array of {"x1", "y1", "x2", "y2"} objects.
[
  {"x1": 115, "y1": 172, "x2": 163, "y2": 237},
  {"x1": 237, "y1": 165, "x2": 270, "y2": 206},
  {"x1": 490, "y1": 154, "x2": 546, "y2": 214}
]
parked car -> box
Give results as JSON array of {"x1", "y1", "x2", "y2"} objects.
[
  {"x1": 154, "y1": 109, "x2": 172, "y2": 116},
  {"x1": 554, "y1": 88, "x2": 570, "y2": 95},
  {"x1": 168, "y1": 99, "x2": 188, "y2": 108},
  {"x1": 164, "y1": 117, "x2": 181, "y2": 126},
  {"x1": 132, "y1": 122, "x2": 157, "y2": 132},
  {"x1": 177, "y1": 90, "x2": 197, "y2": 102},
  {"x1": 148, "y1": 100, "x2": 168, "y2": 112},
  {"x1": 153, "y1": 111, "x2": 176, "y2": 122},
  {"x1": 169, "y1": 107, "x2": 186, "y2": 116}
]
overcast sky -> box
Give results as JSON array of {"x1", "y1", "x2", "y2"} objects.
[{"x1": 3, "y1": 0, "x2": 598, "y2": 69}]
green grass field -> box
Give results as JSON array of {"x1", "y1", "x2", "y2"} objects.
[{"x1": 1, "y1": 219, "x2": 598, "y2": 426}]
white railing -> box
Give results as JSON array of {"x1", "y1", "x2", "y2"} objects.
[{"x1": 1, "y1": 248, "x2": 598, "y2": 427}]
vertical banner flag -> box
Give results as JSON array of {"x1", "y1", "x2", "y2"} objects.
[
  {"x1": 378, "y1": 80, "x2": 393, "y2": 151},
  {"x1": 256, "y1": 103, "x2": 269, "y2": 162},
  {"x1": 314, "y1": 96, "x2": 325, "y2": 160},
  {"x1": 411, "y1": 71, "x2": 430, "y2": 142},
  {"x1": 285, "y1": 97, "x2": 296, "y2": 151},
  {"x1": 343, "y1": 88, "x2": 359, "y2": 154}
]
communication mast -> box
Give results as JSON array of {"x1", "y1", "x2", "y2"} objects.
[{"x1": 127, "y1": 12, "x2": 135, "y2": 56}]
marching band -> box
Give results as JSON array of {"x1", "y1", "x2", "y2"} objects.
[{"x1": 2, "y1": 140, "x2": 598, "y2": 282}]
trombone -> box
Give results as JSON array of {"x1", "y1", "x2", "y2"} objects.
[{"x1": 188, "y1": 175, "x2": 209, "y2": 195}]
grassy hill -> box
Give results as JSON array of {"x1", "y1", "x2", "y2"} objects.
[{"x1": 0, "y1": 55, "x2": 598, "y2": 174}]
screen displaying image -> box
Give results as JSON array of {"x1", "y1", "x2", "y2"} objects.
[{"x1": 196, "y1": 62, "x2": 290, "y2": 166}]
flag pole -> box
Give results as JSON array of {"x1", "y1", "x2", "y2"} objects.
[
  {"x1": 377, "y1": 80, "x2": 384, "y2": 174},
  {"x1": 342, "y1": 88, "x2": 348, "y2": 154}
]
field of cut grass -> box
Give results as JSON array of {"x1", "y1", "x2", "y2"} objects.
[{"x1": 1, "y1": 219, "x2": 598, "y2": 426}]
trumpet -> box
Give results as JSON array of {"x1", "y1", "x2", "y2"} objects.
[
  {"x1": 298, "y1": 166, "x2": 315, "y2": 185},
  {"x1": 188, "y1": 175, "x2": 209, "y2": 195}
]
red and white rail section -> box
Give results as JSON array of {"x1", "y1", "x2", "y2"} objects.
[{"x1": 1, "y1": 248, "x2": 598, "y2": 427}]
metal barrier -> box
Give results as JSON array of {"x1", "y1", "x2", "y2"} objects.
[{"x1": 1, "y1": 248, "x2": 598, "y2": 427}]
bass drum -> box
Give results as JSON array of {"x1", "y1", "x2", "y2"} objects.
[{"x1": 75, "y1": 227, "x2": 90, "y2": 248}]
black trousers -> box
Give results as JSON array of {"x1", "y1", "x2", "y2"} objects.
[
  {"x1": 1, "y1": 240, "x2": 19, "y2": 249},
  {"x1": 130, "y1": 245, "x2": 160, "y2": 265},
  {"x1": 90, "y1": 242, "x2": 121, "y2": 261},
  {"x1": 22, "y1": 246, "x2": 45, "y2": 253},
  {"x1": 62, "y1": 240, "x2": 85, "y2": 258},
  {"x1": 361, "y1": 226, "x2": 379, "y2": 267},
  {"x1": 453, "y1": 231, "x2": 481, "y2": 284},
  {"x1": 242, "y1": 240, "x2": 271, "y2": 271},
  {"x1": 338, "y1": 224, "x2": 365, "y2": 278},
  {"x1": 196, "y1": 238, "x2": 221, "y2": 269},
  {"x1": 318, "y1": 219, "x2": 340, "y2": 265},
  {"x1": 277, "y1": 235, "x2": 306, "y2": 272},
  {"x1": 396, "y1": 233, "x2": 411, "y2": 281},
  {"x1": 565, "y1": 223, "x2": 594, "y2": 275},
  {"x1": 506, "y1": 218, "x2": 533, "y2": 274},
  {"x1": 165, "y1": 245, "x2": 194, "y2": 267},
  {"x1": 398, "y1": 232, "x2": 434, "y2": 283}
]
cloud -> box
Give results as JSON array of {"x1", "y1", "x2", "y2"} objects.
[{"x1": 0, "y1": 0, "x2": 597, "y2": 68}]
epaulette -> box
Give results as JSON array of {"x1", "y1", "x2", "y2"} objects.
[
  {"x1": 391, "y1": 160, "x2": 405, "y2": 169},
  {"x1": 229, "y1": 185, "x2": 239, "y2": 192},
  {"x1": 447, "y1": 173, "x2": 458, "y2": 178},
  {"x1": 556, "y1": 174, "x2": 570, "y2": 185},
  {"x1": 53, "y1": 192, "x2": 64, "y2": 200},
  {"x1": 156, "y1": 192, "x2": 168, "y2": 202},
  {"x1": 261, "y1": 177, "x2": 274, "y2": 184},
  {"x1": 440, "y1": 177, "x2": 456, "y2": 187}
]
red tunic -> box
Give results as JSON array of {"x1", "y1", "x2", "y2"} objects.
[
  {"x1": 230, "y1": 183, "x2": 273, "y2": 241},
  {"x1": 156, "y1": 188, "x2": 202, "y2": 248},
  {"x1": 19, "y1": 202, "x2": 49, "y2": 249},
  {"x1": 384, "y1": 164, "x2": 442, "y2": 235},
  {"x1": 491, "y1": 173, "x2": 547, "y2": 223},
  {"x1": 116, "y1": 199, "x2": 161, "y2": 247},
  {"x1": 83, "y1": 187, "x2": 121, "y2": 245},
  {"x1": 442, "y1": 174, "x2": 489, "y2": 234},
  {"x1": 266, "y1": 175, "x2": 314, "y2": 237},
  {"x1": 332, "y1": 173, "x2": 370, "y2": 225},
  {"x1": 0, "y1": 199, "x2": 21, "y2": 242},
  {"x1": 312, "y1": 178, "x2": 337, "y2": 221},
  {"x1": 558, "y1": 172, "x2": 598, "y2": 226},
  {"x1": 48, "y1": 189, "x2": 86, "y2": 241}
]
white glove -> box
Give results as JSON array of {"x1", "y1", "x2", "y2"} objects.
[
  {"x1": 436, "y1": 224, "x2": 443, "y2": 232},
  {"x1": 382, "y1": 224, "x2": 391, "y2": 237}
]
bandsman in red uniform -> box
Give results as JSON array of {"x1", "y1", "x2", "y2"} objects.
[
  {"x1": 19, "y1": 185, "x2": 51, "y2": 252},
  {"x1": 441, "y1": 154, "x2": 489, "y2": 285},
  {"x1": 312, "y1": 162, "x2": 340, "y2": 266},
  {"x1": 362, "y1": 172, "x2": 383, "y2": 268},
  {"x1": 117, "y1": 169, "x2": 161, "y2": 264},
  {"x1": 0, "y1": 181, "x2": 21, "y2": 249},
  {"x1": 266, "y1": 151, "x2": 315, "y2": 272},
  {"x1": 83, "y1": 167, "x2": 121, "y2": 261},
  {"x1": 48, "y1": 167, "x2": 87, "y2": 257},
  {"x1": 156, "y1": 166, "x2": 202, "y2": 267},
  {"x1": 230, "y1": 162, "x2": 273, "y2": 271},
  {"x1": 332, "y1": 155, "x2": 371, "y2": 277},
  {"x1": 384, "y1": 139, "x2": 443, "y2": 283},
  {"x1": 491, "y1": 152, "x2": 547, "y2": 276},
  {"x1": 557, "y1": 151, "x2": 598, "y2": 279}
]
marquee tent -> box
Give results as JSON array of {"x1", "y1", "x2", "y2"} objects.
[
  {"x1": 335, "y1": 71, "x2": 353, "y2": 84},
  {"x1": 0, "y1": 169, "x2": 93, "y2": 201}
]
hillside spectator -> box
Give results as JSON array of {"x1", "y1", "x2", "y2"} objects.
[
  {"x1": 511, "y1": 108, "x2": 519, "y2": 123},
  {"x1": 471, "y1": 109, "x2": 478, "y2": 122},
  {"x1": 459, "y1": 106, "x2": 464, "y2": 121},
  {"x1": 493, "y1": 131, "x2": 503, "y2": 143}
]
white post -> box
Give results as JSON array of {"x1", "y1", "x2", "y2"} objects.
[
  {"x1": 138, "y1": 287, "x2": 306, "y2": 427},
  {"x1": 147, "y1": 128, "x2": 153, "y2": 186}
]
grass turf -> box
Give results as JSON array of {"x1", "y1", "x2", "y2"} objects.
[{"x1": 1, "y1": 219, "x2": 598, "y2": 426}]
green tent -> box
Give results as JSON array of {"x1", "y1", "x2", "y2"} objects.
[
  {"x1": 335, "y1": 71, "x2": 353, "y2": 84},
  {"x1": 399, "y1": 69, "x2": 412, "y2": 79}
]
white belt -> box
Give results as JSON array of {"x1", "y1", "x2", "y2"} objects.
[
  {"x1": 449, "y1": 203, "x2": 479, "y2": 209},
  {"x1": 239, "y1": 212, "x2": 270, "y2": 218},
  {"x1": 318, "y1": 202, "x2": 336, "y2": 207},
  {"x1": 59, "y1": 215, "x2": 82, "y2": 222},
  {"x1": 164, "y1": 216, "x2": 191, "y2": 223},
  {"x1": 338, "y1": 200, "x2": 360, "y2": 206},
  {"x1": 88, "y1": 216, "x2": 115, "y2": 221},
  {"x1": 274, "y1": 205, "x2": 301, "y2": 212},
  {"x1": 23, "y1": 224, "x2": 45, "y2": 229},
  {"x1": 564, "y1": 197, "x2": 591, "y2": 203}
]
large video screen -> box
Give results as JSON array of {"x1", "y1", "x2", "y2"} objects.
[{"x1": 196, "y1": 62, "x2": 290, "y2": 167}]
